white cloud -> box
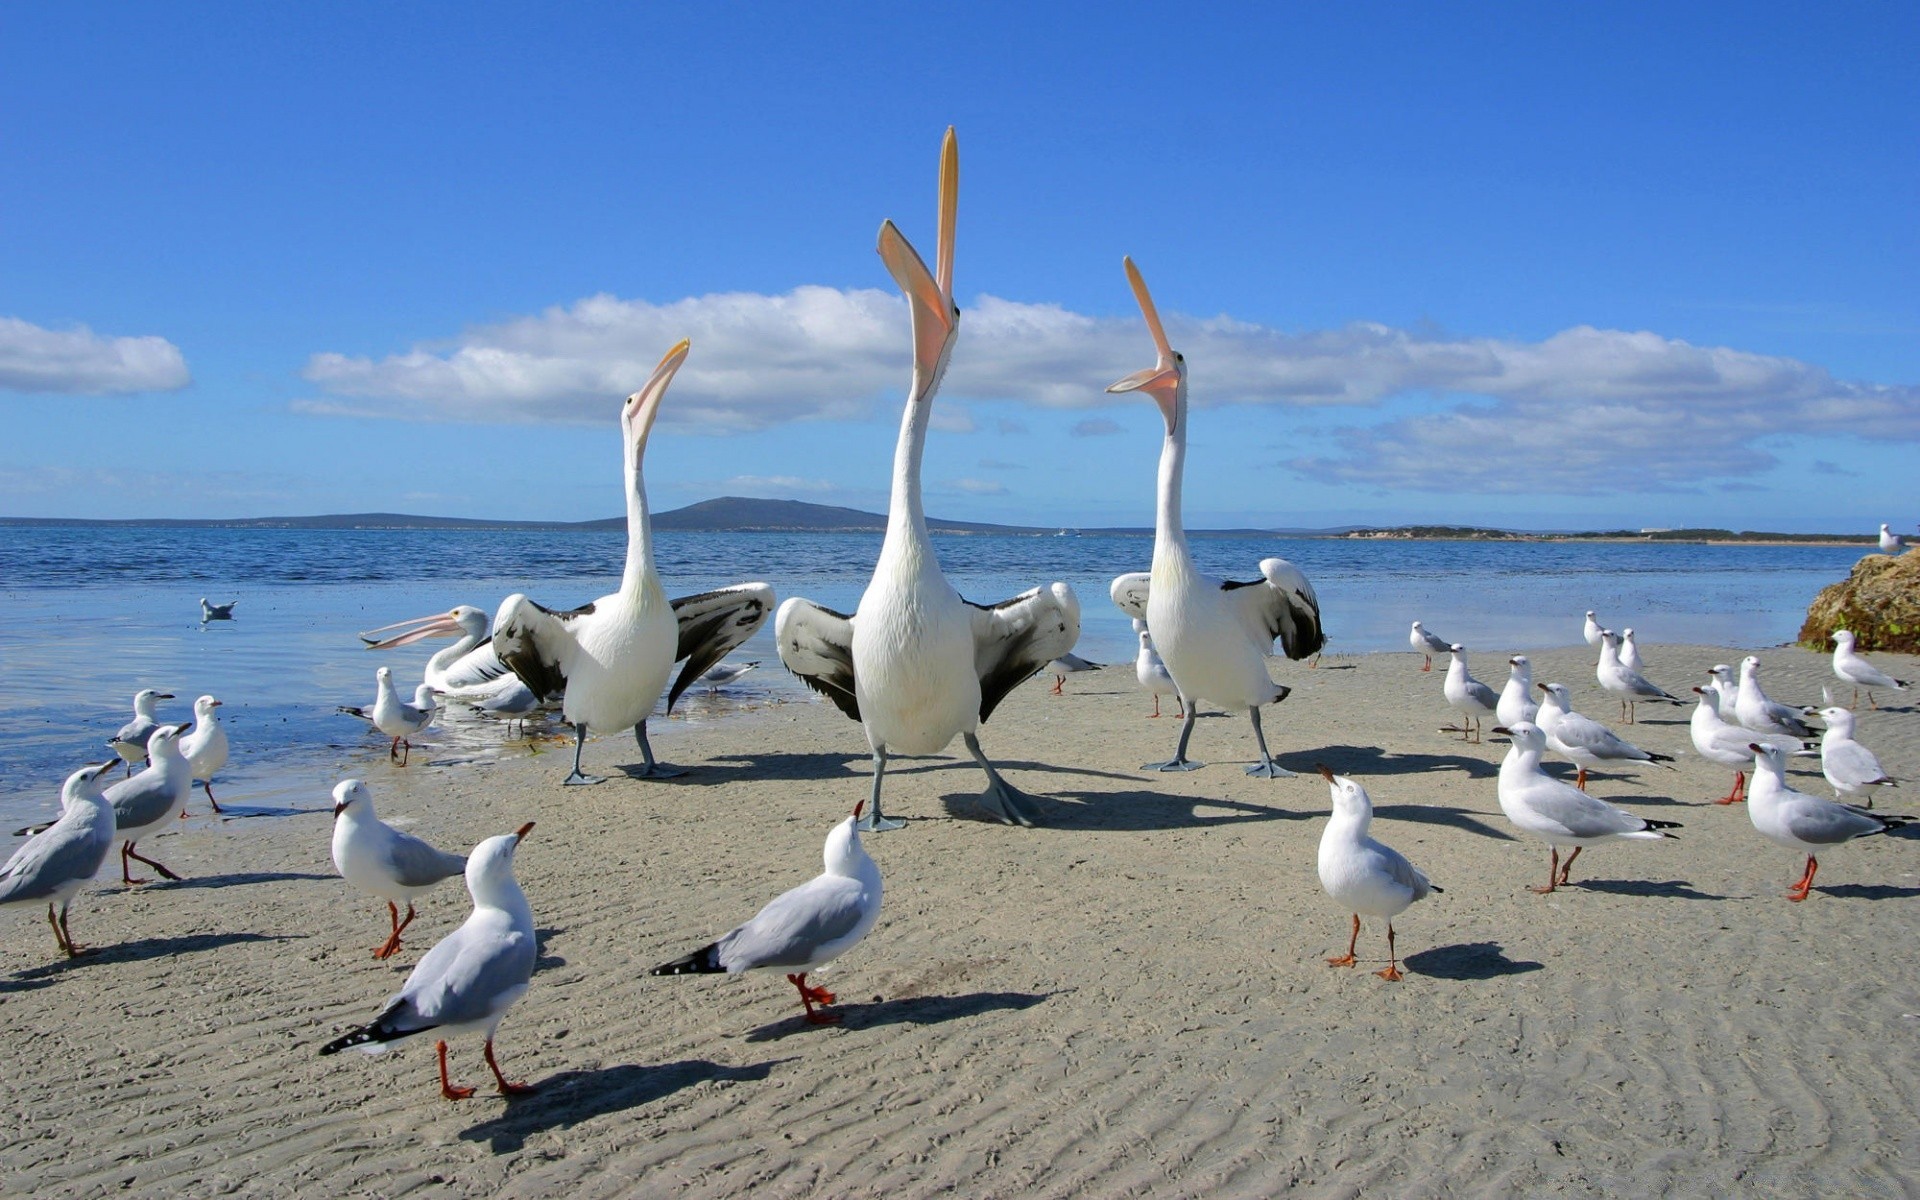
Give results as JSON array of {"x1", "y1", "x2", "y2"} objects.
[
  {"x1": 721, "y1": 474, "x2": 840, "y2": 494},
  {"x1": 0, "y1": 316, "x2": 190, "y2": 394},
  {"x1": 947, "y1": 477, "x2": 1008, "y2": 495},
  {"x1": 1072, "y1": 417, "x2": 1122, "y2": 437}
]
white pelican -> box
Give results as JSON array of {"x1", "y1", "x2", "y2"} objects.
[
  {"x1": 494, "y1": 341, "x2": 774, "y2": 785},
  {"x1": 358, "y1": 605, "x2": 526, "y2": 699},
  {"x1": 1106, "y1": 259, "x2": 1325, "y2": 776},
  {"x1": 774, "y1": 129, "x2": 1079, "y2": 830}
]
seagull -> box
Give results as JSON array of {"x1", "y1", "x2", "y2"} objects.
[
  {"x1": 1597, "y1": 630, "x2": 1683, "y2": 724},
  {"x1": 1409, "y1": 621, "x2": 1451, "y2": 672},
  {"x1": 1705, "y1": 664, "x2": 1740, "y2": 720},
  {"x1": 1315, "y1": 766, "x2": 1439, "y2": 982},
  {"x1": 1492, "y1": 722, "x2": 1681, "y2": 893},
  {"x1": 108, "y1": 688, "x2": 175, "y2": 771},
  {"x1": 1815, "y1": 707, "x2": 1899, "y2": 809},
  {"x1": 178, "y1": 695, "x2": 228, "y2": 813},
  {"x1": 1830, "y1": 630, "x2": 1908, "y2": 710},
  {"x1": 1441, "y1": 645, "x2": 1499, "y2": 743},
  {"x1": 495, "y1": 341, "x2": 774, "y2": 786},
  {"x1": 1496, "y1": 655, "x2": 1538, "y2": 728},
  {"x1": 1534, "y1": 682, "x2": 1676, "y2": 790},
  {"x1": 1105, "y1": 258, "x2": 1324, "y2": 777},
  {"x1": 1879, "y1": 523, "x2": 1906, "y2": 555},
  {"x1": 337, "y1": 667, "x2": 438, "y2": 765},
  {"x1": 652, "y1": 799, "x2": 882, "y2": 1024},
  {"x1": 1745, "y1": 742, "x2": 1910, "y2": 901},
  {"x1": 320, "y1": 822, "x2": 538, "y2": 1100},
  {"x1": 103, "y1": 724, "x2": 194, "y2": 884},
  {"x1": 0, "y1": 759, "x2": 120, "y2": 959},
  {"x1": 1735, "y1": 656, "x2": 1814, "y2": 739},
  {"x1": 1689, "y1": 687, "x2": 1810, "y2": 805},
  {"x1": 698, "y1": 660, "x2": 761, "y2": 692},
  {"x1": 1046, "y1": 653, "x2": 1101, "y2": 696},
  {"x1": 358, "y1": 605, "x2": 527, "y2": 701},
  {"x1": 330, "y1": 780, "x2": 469, "y2": 960},
  {"x1": 467, "y1": 683, "x2": 539, "y2": 738},
  {"x1": 199, "y1": 598, "x2": 236, "y2": 622},
  {"x1": 1619, "y1": 628, "x2": 1647, "y2": 676},
  {"x1": 1134, "y1": 623, "x2": 1184, "y2": 719},
  {"x1": 775, "y1": 130, "x2": 1078, "y2": 828},
  {"x1": 1583, "y1": 611, "x2": 1605, "y2": 647}
]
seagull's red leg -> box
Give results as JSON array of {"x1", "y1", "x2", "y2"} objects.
[
  {"x1": 484, "y1": 1038, "x2": 535, "y2": 1095},
  {"x1": 374, "y1": 901, "x2": 403, "y2": 958},
  {"x1": 56, "y1": 904, "x2": 89, "y2": 956},
  {"x1": 1326, "y1": 913, "x2": 1359, "y2": 967},
  {"x1": 1375, "y1": 923, "x2": 1404, "y2": 981},
  {"x1": 437, "y1": 1040, "x2": 475, "y2": 1100},
  {"x1": 1574, "y1": 766, "x2": 1588, "y2": 792},
  {"x1": 787, "y1": 972, "x2": 841, "y2": 1024},
  {"x1": 1150, "y1": 696, "x2": 1160, "y2": 718},
  {"x1": 121, "y1": 842, "x2": 147, "y2": 886},
  {"x1": 124, "y1": 845, "x2": 181, "y2": 881},
  {"x1": 1530, "y1": 848, "x2": 1560, "y2": 895},
  {"x1": 1556, "y1": 846, "x2": 1581, "y2": 887},
  {"x1": 1787, "y1": 856, "x2": 1819, "y2": 902},
  {"x1": 1715, "y1": 770, "x2": 1745, "y2": 805},
  {"x1": 47, "y1": 904, "x2": 68, "y2": 956},
  {"x1": 1050, "y1": 677, "x2": 1063, "y2": 696},
  {"x1": 1421, "y1": 657, "x2": 1431, "y2": 672},
  {"x1": 203, "y1": 780, "x2": 224, "y2": 814}
]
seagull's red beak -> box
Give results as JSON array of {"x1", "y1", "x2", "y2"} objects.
[{"x1": 514, "y1": 821, "x2": 535, "y2": 843}]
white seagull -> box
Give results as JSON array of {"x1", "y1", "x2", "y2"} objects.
[
  {"x1": 1496, "y1": 655, "x2": 1539, "y2": 728},
  {"x1": 0, "y1": 759, "x2": 120, "y2": 959},
  {"x1": 1745, "y1": 742, "x2": 1910, "y2": 901},
  {"x1": 1105, "y1": 258, "x2": 1324, "y2": 777},
  {"x1": 320, "y1": 822, "x2": 538, "y2": 1100},
  {"x1": 178, "y1": 694, "x2": 228, "y2": 813},
  {"x1": 1492, "y1": 721, "x2": 1681, "y2": 893},
  {"x1": 1705, "y1": 663, "x2": 1740, "y2": 720},
  {"x1": 1134, "y1": 623, "x2": 1184, "y2": 719},
  {"x1": 1535, "y1": 682, "x2": 1676, "y2": 791},
  {"x1": 652, "y1": 799, "x2": 882, "y2": 1024},
  {"x1": 358, "y1": 605, "x2": 531, "y2": 706},
  {"x1": 1315, "y1": 766, "x2": 1439, "y2": 982},
  {"x1": 1441, "y1": 645, "x2": 1499, "y2": 743},
  {"x1": 330, "y1": 780, "x2": 470, "y2": 960},
  {"x1": 108, "y1": 688, "x2": 175, "y2": 770},
  {"x1": 1046, "y1": 653, "x2": 1101, "y2": 696},
  {"x1": 1830, "y1": 630, "x2": 1908, "y2": 709},
  {"x1": 467, "y1": 683, "x2": 539, "y2": 738},
  {"x1": 1409, "y1": 621, "x2": 1451, "y2": 672},
  {"x1": 1583, "y1": 611, "x2": 1604, "y2": 647},
  {"x1": 1879, "y1": 523, "x2": 1906, "y2": 555},
  {"x1": 337, "y1": 667, "x2": 439, "y2": 766},
  {"x1": 698, "y1": 661, "x2": 761, "y2": 692},
  {"x1": 494, "y1": 341, "x2": 774, "y2": 786},
  {"x1": 1597, "y1": 630, "x2": 1682, "y2": 723},
  {"x1": 104, "y1": 724, "x2": 194, "y2": 885},
  {"x1": 1619, "y1": 628, "x2": 1647, "y2": 676},
  {"x1": 199, "y1": 598, "x2": 236, "y2": 622},
  {"x1": 1815, "y1": 707, "x2": 1899, "y2": 808},
  {"x1": 1735, "y1": 656, "x2": 1814, "y2": 739},
  {"x1": 775, "y1": 130, "x2": 1078, "y2": 828},
  {"x1": 1688, "y1": 686, "x2": 1809, "y2": 806}
]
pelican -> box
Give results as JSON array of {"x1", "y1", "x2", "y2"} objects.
[
  {"x1": 775, "y1": 129, "x2": 1079, "y2": 830},
  {"x1": 494, "y1": 341, "x2": 774, "y2": 785},
  {"x1": 358, "y1": 605, "x2": 525, "y2": 699},
  {"x1": 1106, "y1": 258, "x2": 1325, "y2": 776}
]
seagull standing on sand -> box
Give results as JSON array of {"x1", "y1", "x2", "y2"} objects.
[
  {"x1": 1619, "y1": 628, "x2": 1648, "y2": 676},
  {"x1": 337, "y1": 667, "x2": 438, "y2": 765},
  {"x1": 1583, "y1": 611, "x2": 1604, "y2": 647},
  {"x1": 330, "y1": 780, "x2": 470, "y2": 959},
  {"x1": 1735, "y1": 656, "x2": 1815, "y2": 739},
  {"x1": 1534, "y1": 682, "x2": 1676, "y2": 791},
  {"x1": 1879, "y1": 523, "x2": 1906, "y2": 555},
  {"x1": 178, "y1": 695, "x2": 228, "y2": 813},
  {"x1": 1492, "y1": 722, "x2": 1681, "y2": 893},
  {"x1": 1496, "y1": 655, "x2": 1538, "y2": 728},
  {"x1": 1815, "y1": 707, "x2": 1899, "y2": 808},
  {"x1": 1745, "y1": 742, "x2": 1910, "y2": 901},
  {"x1": 1705, "y1": 664, "x2": 1740, "y2": 720},
  {"x1": 1315, "y1": 766, "x2": 1438, "y2": 982},
  {"x1": 199, "y1": 598, "x2": 236, "y2": 622},
  {"x1": 1689, "y1": 687, "x2": 1809, "y2": 805},
  {"x1": 108, "y1": 688, "x2": 174, "y2": 770},
  {"x1": 1830, "y1": 630, "x2": 1908, "y2": 709},
  {"x1": 1104, "y1": 262, "x2": 1324, "y2": 778},
  {"x1": 1409, "y1": 621, "x2": 1451, "y2": 672},
  {"x1": 1441, "y1": 645, "x2": 1498, "y2": 743},
  {"x1": 104, "y1": 725, "x2": 194, "y2": 884},
  {"x1": 1597, "y1": 630, "x2": 1683, "y2": 723},
  {"x1": 320, "y1": 822, "x2": 538, "y2": 1100},
  {"x1": 0, "y1": 759, "x2": 119, "y2": 959},
  {"x1": 652, "y1": 800, "x2": 882, "y2": 1024},
  {"x1": 1046, "y1": 653, "x2": 1100, "y2": 696},
  {"x1": 1134, "y1": 622, "x2": 1183, "y2": 719}
]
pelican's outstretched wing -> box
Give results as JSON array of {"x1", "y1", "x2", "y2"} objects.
[
  {"x1": 774, "y1": 598, "x2": 860, "y2": 721},
  {"x1": 439, "y1": 640, "x2": 512, "y2": 693},
  {"x1": 1225, "y1": 558, "x2": 1325, "y2": 661},
  {"x1": 1109, "y1": 572, "x2": 1150, "y2": 621},
  {"x1": 666, "y1": 583, "x2": 776, "y2": 711},
  {"x1": 492, "y1": 593, "x2": 594, "y2": 702},
  {"x1": 969, "y1": 582, "x2": 1081, "y2": 721}
]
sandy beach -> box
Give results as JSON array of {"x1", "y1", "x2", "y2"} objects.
[{"x1": 3, "y1": 640, "x2": 1916, "y2": 1198}]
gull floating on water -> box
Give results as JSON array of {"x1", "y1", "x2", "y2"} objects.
[
  {"x1": 178, "y1": 695, "x2": 228, "y2": 813},
  {"x1": 1597, "y1": 630, "x2": 1683, "y2": 724},
  {"x1": 1496, "y1": 655, "x2": 1538, "y2": 728},
  {"x1": 1688, "y1": 687, "x2": 1809, "y2": 805},
  {"x1": 1315, "y1": 766, "x2": 1438, "y2": 982},
  {"x1": 330, "y1": 780, "x2": 469, "y2": 959},
  {"x1": 1441, "y1": 645, "x2": 1498, "y2": 743},
  {"x1": 199, "y1": 598, "x2": 236, "y2": 622},
  {"x1": 1046, "y1": 653, "x2": 1100, "y2": 696},
  {"x1": 1493, "y1": 721, "x2": 1680, "y2": 893},
  {"x1": 1735, "y1": 656, "x2": 1814, "y2": 739},
  {"x1": 337, "y1": 667, "x2": 439, "y2": 765},
  {"x1": 104, "y1": 725, "x2": 193, "y2": 884},
  {"x1": 652, "y1": 800, "x2": 882, "y2": 1024},
  {"x1": 321, "y1": 822, "x2": 538, "y2": 1100},
  {"x1": 108, "y1": 688, "x2": 175, "y2": 771},
  {"x1": 1814, "y1": 707, "x2": 1899, "y2": 809},
  {"x1": 1830, "y1": 630, "x2": 1908, "y2": 710},
  {"x1": 0, "y1": 759, "x2": 119, "y2": 959},
  {"x1": 1535, "y1": 682, "x2": 1675, "y2": 790},
  {"x1": 1745, "y1": 742, "x2": 1910, "y2": 901},
  {"x1": 1409, "y1": 621, "x2": 1451, "y2": 672},
  {"x1": 1134, "y1": 623, "x2": 1183, "y2": 719}
]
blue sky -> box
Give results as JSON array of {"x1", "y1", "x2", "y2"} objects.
[{"x1": 2, "y1": 3, "x2": 1915, "y2": 531}]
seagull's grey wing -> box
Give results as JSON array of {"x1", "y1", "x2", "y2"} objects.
[
  {"x1": 1526, "y1": 786, "x2": 1649, "y2": 839},
  {"x1": 1053, "y1": 653, "x2": 1100, "y2": 671},
  {"x1": 402, "y1": 920, "x2": 537, "y2": 1027},
  {"x1": 1825, "y1": 740, "x2": 1891, "y2": 788},
  {"x1": 1109, "y1": 572, "x2": 1150, "y2": 621},
  {"x1": 714, "y1": 875, "x2": 869, "y2": 972},
  {"x1": 774, "y1": 598, "x2": 859, "y2": 721},
  {"x1": 665, "y1": 583, "x2": 776, "y2": 711},
  {"x1": 1225, "y1": 558, "x2": 1326, "y2": 660},
  {"x1": 439, "y1": 639, "x2": 512, "y2": 692},
  {"x1": 381, "y1": 832, "x2": 467, "y2": 889},
  {"x1": 1464, "y1": 679, "x2": 1499, "y2": 710},
  {"x1": 112, "y1": 717, "x2": 157, "y2": 748},
  {"x1": 1779, "y1": 795, "x2": 1891, "y2": 845},
  {"x1": 1419, "y1": 630, "x2": 1452, "y2": 654},
  {"x1": 1557, "y1": 714, "x2": 1648, "y2": 760},
  {"x1": 105, "y1": 773, "x2": 179, "y2": 831},
  {"x1": 0, "y1": 817, "x2": 112, "y2": 903},
  {"x1": 493, "y1": 593, "x2": 594, "y2": 701},
  {"x1": 968, "y1": 582, "x2": 1081, "y2": 721},
  {"x1": 1367, "y1": 841, "x2": 1433, "y2": 901},
  {"x1": 471, "y1": 680, "x2": 537, "y2": 716},
  {"x1": 1761, "y1": 701, "x2": 1814, "y2": 738},
  {"x1": 1625, "y1": 671, "x2": 1681, "y2": 701}
]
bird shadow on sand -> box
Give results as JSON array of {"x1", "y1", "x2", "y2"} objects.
[
  {"x1": 958, "y1": 787, "x2": 1315, "y2": 832},
  {"x1": 1312, "y1": 744, "x2": 1499, "y2": 781},
  {"x1": 151, "y1": 871, "x2": 336, "y2": 891},
  {"x1": 1403, "y1": 941, "x2": 1543, "y2": 980},
  {"x1": 745, "y1": 990, "x2": 1054, "y2": 1043},
  {"x1": 1816, "y1": 882, "x2": 1920, "y2": 900},
  {"x1": 703, "y1": 751, "x2": 1140, "y2": 789},
  {"x1": 459, "y1": 1058, "x2": 788, "y2": 1153},
  {"x1": 1370, "y1": 803, "x2": 1516, "y2": 842},
  {"x1": 210, "y1": 805, "x2": 332, "y2": 821},
  {"x1": 1571, "y1": 878, "x2": 1724, "y2": 900},
  {"x1": 13, "y1": 931, "x2": 291, "y2": 979}
]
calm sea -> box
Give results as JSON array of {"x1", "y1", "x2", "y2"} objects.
[{"x1": 0, "y1": 525, "x2": 1862, "y2": 830}]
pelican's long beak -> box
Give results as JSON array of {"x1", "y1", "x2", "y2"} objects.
[
  {"x1": 358, "y1": 610, "x2": 466, "y2": 649},
  {"x1": 877, "y1": 127, "x2": 959, "y2": 404},
  {"x1": 514, "y1": 821, "x2": 535, "y2": 843},
  {"x1": 623, "y1": 339, "x2": 692, "y2": 444},
  {"x1": 1106, "y1": 256, "x2": 1181, "y2": 431}
]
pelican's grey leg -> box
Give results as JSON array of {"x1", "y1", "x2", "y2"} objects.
[
  {"x1": 1244, "y1": 707, "x2": 1296, "y2": 777},
  {"x1": 964, "y1": 733, "x2": 1037, "y2": 827},
  {"x1": 562, "y1": 723, "x2": 605, "y2": 786},
  {"x1": 1144, "y1": 706, "x2": 1203, "y2": 772},
  {"x1": 859, "y1": 747, "x2": 905, "y2": 832},
  {"x1": 629, "y1": 720, "x2": 686, "y2": 779}
]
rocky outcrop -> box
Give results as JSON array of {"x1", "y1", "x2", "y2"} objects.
[{"x1": 1800, "y1": 551, "x2": 1920, "y2": 653}]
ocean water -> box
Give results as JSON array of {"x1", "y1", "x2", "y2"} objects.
[{"x1": 0, "y1": 525, "x2": 1863, "y2": 830}]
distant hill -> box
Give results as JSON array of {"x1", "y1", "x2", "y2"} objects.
[{"x1": 650, "y1": 496, "x2": 1045, "y2": 534}]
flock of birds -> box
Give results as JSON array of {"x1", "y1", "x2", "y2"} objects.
[{"x1": 2, "y1": 128, "x2": 1914, "y2": 1100}]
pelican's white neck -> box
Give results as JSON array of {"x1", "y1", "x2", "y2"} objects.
[{"x1": 620, "y1": 434, "x2": 659, "y2": 598}]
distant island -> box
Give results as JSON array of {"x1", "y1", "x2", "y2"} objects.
[{"x1": 0, "y1": 498, "x2": 1877, "y2": 544}]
